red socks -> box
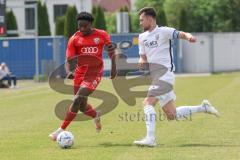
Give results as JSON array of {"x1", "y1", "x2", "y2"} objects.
[
  {"x1": 60, "y1": 107, "x2": 77, "y2": 130},
  {"x1": 84, "y1": 104, "x2": 97, "y2": 118},
  {"x1": 60, "y1": 104, "x2": 96, "y2": 130}
]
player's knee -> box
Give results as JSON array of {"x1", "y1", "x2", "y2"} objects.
[
  {"x1": 73, "y1": 95, "x2": 86, "y2": 108},
  {"x1": 143, "y1": 97, "x2": 157, "y2": 106},
  {"x1": 79, "y1": 106, "x2": 86, "y2": 112},
  {"x1": 79, "y1": 101, "x2": 87, "y2": 113}
]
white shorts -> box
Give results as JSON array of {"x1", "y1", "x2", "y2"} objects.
[
  {"x1": 157, "y1": 90, "x2": 176, "y2": 107},
  {"x1": 147, "y1": 69, "x2": 176, "y2": 107}
]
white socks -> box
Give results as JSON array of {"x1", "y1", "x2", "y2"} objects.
[
  {"x1": 176, "y1": 105, "x2": 204, "y2": 120},
  {"x1": 144, "y1": 105, "x2": 156, "y2": 139},
  {"x1": 143, "y1": 104, "x2": 205, "y2": 138}
]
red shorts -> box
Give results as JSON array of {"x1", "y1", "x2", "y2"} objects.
[{"x1": 73, "y1": 76, "x2": 101, "y2": 95}]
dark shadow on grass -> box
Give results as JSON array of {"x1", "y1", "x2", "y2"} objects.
[
  {"x1": 66, "y1": 143, "x2": 240, "y2": 149},
  {"x1": 70, "y1": 145, "x2": 99, "y2": 149},
  {"x1": 99, "y1": 142, "x2": 165, "y2": 148},
  {"x1": 71, "y1": 142, "x2": 133, "y2": 149},
  {"x1": 179, "y1": 143, "x2": 240, "y2": 148},
  {"x1": 99, "y1": 142, "x2": 133, "y2": 147},
  {"x1": 74, "y1": 142, "x2": 162, "y2": 148}
]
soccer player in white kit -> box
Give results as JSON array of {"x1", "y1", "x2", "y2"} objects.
[{"x1": 133, "y1": 7, "x2": 220, "y2": 147}]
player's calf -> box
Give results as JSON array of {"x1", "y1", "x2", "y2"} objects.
[{"x1": 162, "y1": 101, "x2": 177, "y2": 120}]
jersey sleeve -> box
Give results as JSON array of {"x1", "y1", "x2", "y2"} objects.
[
  {"x1": 103, "y1": 31, "x2": 111, "y2": 45},
  {"x1": 138, "y1": 34, "x2": 146, "y2": 55},
  {"x1": 66, "y1": 36, "x2": 76, "y2": 59},
  {"x1": 161, "y1": 27, "x2": 179, "y2": 40}
]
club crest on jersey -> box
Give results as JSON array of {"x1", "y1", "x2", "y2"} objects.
[{"x1": 94, "y1": 38, "x2": 100, "y2": 44}]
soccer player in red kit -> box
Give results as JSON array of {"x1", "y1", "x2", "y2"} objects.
[{"x1": 49, "y1": 12, "x2": 117, "y2": 141}]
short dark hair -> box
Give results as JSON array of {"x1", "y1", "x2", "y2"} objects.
[
  {"x1": 76, "y1": 12, "x2": 94, "y2": 23},
  {"x1": 138, "y1": 7, "x2": 156, "y2": 19}
]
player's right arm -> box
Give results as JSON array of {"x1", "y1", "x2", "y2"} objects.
[
  {"x1": 103, "y1": 30, "x2": 117, "y2": 79},
  {"x1": 138, "y1": 55, "x2": 148, "y2": 70},
  {"x1": 138, "y1": 34, "x2": 148, "y2": 70},
  {"x1": 65, "y1": 36, "x2": 77, "y2": 79}
]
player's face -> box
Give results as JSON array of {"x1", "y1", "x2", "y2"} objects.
[
  {"x1": 78, "y1": 20, "x2": 92, "y2": 35},
  {"x1": 139, "y1": 13, "x2": 151, "y2": 31}
]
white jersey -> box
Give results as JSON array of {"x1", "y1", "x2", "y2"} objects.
[{"x1": 139, "y1": 26, "x2": 179, "y2": 71}]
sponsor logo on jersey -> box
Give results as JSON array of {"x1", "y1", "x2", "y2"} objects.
[
  {"x1": 81, "y1": 47, "x2": 99, "y2": 54},
  {"x1": 144, "y1": 40, "x2": 158, "y2": 48}
]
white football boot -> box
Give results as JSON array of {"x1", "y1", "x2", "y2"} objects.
[
  {"x1": 201, "y1": 100, "x2": 220, "y2": 117},
  {"x1": 133, "y1": 137, "x2": 157, "y2": 147},
  {"x1": 49, "y1": 128, "x2": 64, "y2": 141}
]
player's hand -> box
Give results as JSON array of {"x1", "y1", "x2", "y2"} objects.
[
  {"x1": 189, "y1": 36, "x2": 196, "y2": 43},
  {"x1": 138, "y1": 57, "x2": 148, "y2": 70},
  {"x1": 138, "y1": 62, "x2": 145, "y2": 70},
  {"x1": 66, "y1": 72, "x2": 75, "y2": 79},
  {"x1": 110, "y1": 67, "x2": 117, "y2": 79},
  {"x1": 187, "y1": 33, "x2": 196, "y2": 43},
  {"x1": 105, "y1": 43, "x2": 117, "y2": 54}
]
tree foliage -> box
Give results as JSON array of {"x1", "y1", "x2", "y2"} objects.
[
  {"x1": 129, "y1": 12, "x2": 141, "y2": 33},
  {"x1": 164, "y1": 0, "x2": 240, "y2": 32},
  {"x1": 64, "y1": 6, "x2": 78, "y2": 38},
  {"x1": 179, "y1": 9, "x2": 187, "y2": 31},
  {"x1": 55, "y1": 16, "x2": 65, "y2": 35},
  {"x1": 105, "y1": 13, "x2": 116, "y2": 33},
  {"x1": 92, "y1": 6, "x2": 98, "y2": 17},
  {"x1": 6, "y1": 10, "x2": 18, "y2": 37},
  {"x1": 38, "y1": 2, "x2": 51, "y2": 36},
  {"x1": 93, "y1": 6, "x2": 107, "y2": 30}
]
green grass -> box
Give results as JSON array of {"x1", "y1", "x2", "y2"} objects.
[{"x1": 0, "y1": 73, "x2": 240, "y2": 160}]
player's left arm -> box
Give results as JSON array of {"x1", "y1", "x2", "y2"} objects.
[
  {"x1": 163, "y1": 27, "x2": 196, "y2": 43},
  {"x1": 104, "y1": 31, "x2": 117, "y2": 79},
  {"x1": 106, "y1": 43, "x2": 117, "y2": 79}
]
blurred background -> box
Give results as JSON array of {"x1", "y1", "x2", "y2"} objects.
[{"x1": 0, "y1": 0, "x2": 240, "y2": 81}]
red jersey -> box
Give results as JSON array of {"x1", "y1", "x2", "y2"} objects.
[{"x1": 66, "y1": 29, "x2": 111, "y2": 77}]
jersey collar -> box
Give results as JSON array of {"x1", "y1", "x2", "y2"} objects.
[{"x1": 148, "y1": 25, "x2": 158, "y2": 34}]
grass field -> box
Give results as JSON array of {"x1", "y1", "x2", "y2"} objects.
[{"x1": 0, "y1": 72, "x2": 240, "y2": 160}]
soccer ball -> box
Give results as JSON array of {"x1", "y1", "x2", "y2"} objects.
[{"x1": 56, "y1": 131, "x2": 74, "y2": 149}]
